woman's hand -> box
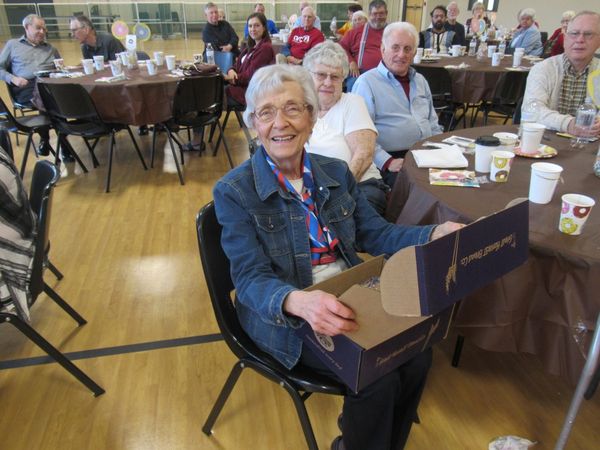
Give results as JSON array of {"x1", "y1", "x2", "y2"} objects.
[
  {"x1": 283, "y1": 290, "x2": 359, "y2": 336},
  {"x1": 349, "y1": 61, "x2": 360, "y2": 77},
  {"x1": 431, "y1": 221, "x2": 465, "y2": 240},
  {"x1": 225, "y1": 69, "x2": 238, "y2": 84}
]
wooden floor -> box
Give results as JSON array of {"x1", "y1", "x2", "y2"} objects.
[{"x1": 0, "y1": 38, "x2": 599, "y2": 450}]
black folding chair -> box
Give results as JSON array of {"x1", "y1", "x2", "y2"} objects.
[
  {"x1": 5, "y1": 81, "x2": 37, "y2": 145},
  {"x1": 196, "y1": 202, "x2": 345, "y2": 450},
  {"x1": 470, "y1": 71, "x2": 527, "y2": 126},
  {"x1": 414, "y1": 65, "x2": 466, "y2": 131},
  {"x1": 0, "y1": 160, "x2": 105, "y2": 396},
  {"x1": 152, "y1": 74, "x2": 234, "y2": 180},
  {"x1": 38, "y1": 82, "x2": 148, "y2": 193},
  {"x1": 0, "y1": 96, "x2": 53, "y2": 177}
]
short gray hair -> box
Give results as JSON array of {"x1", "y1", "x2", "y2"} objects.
[
  {"x1": 244, "y1": 65, "x2": 319, "y2": 129},
  {"x1": 303, "y1": 41, "x2": 350, "y2": 78},
  {"x1": 519, "y1": 8, "x2": 536, "y2": 20},
  {"x1": 382, "y1": 21, "x2": 419, "y2": 50},
  {"x1": 562, "y1": 10, "x2": 576, "y2": 21},
  {"x1": 204, "y1": 2, "x2": 217, "y2": 13},
  {"x1": 22, "y1": 14, "x2": 42, "y2": 28},
  {"x1": 569, "y1": 11, "x2": 600, "y2": 32},
  {"x1": 471, "y1": 1, "x2": 484, "y2": 12},
  {"x1": 352, "y1": 11, "x2": 368, "y2": 21}
]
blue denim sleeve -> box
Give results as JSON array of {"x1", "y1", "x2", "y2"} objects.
[{"x1": 213, "y1": 179, "x2": 300, "y2": 328}]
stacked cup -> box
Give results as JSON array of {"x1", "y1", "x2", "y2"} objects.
[
  {"x1": 165, "y1": 54, "x2": 177, "y2": 70},
  {"x1": 154, "y1": 51, "x2": 165, "y2": 66},
  {"x1": 513, "y1": 48, "x2": 525, "y2": 67}
]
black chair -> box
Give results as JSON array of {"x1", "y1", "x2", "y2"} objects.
[
  {"x1": 152, "y1": 74, "x2": 234, "y2": 180},
  {"x1": 136, "y1": 51, "x2": 151, "y2": 61},
  {"x1": 414, "y1": 65, "x2": 466, "y2": 131},
  {"x1": 0, "y1": 96, "x2": 54, "y2": 177},
  {"x1": 470, "y1": 71, "x2": 527, "y2": 126},
  {"x1": 196, "y1": 202, "x2": 345, "y2": 450},
  {"x1": 5, "y1": 81, "x2": 36, "y2": 145},
  {"x1": 38, "y1": 82, "x2": 148, "y2": 193},
  {"x1": 213, "y1": 101, "x2": 253, "y2": 151},
  {"x1": 0, "y1": 160, "x2": 105, "y2": 396}
]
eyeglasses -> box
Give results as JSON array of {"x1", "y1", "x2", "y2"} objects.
[
  {"x1": 69, "y1": 26, "x2": 85, "y2": 33},
  {"x1": 310, "y1": 71, "x2": 343, "y2": 83},
  {"x1": 565, "y1": 31, "x2": 599, "y2": 40},
  {"x1": 253, "y1": 102, "x2": 310, "y2": 123}
]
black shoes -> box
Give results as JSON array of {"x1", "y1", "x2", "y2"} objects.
[
  {"x1": 138, "y1": 125, "x2": 149, "y2": 136},
  {"x1": 61, "y1": 150, "x2": 75, "y2": 163},
  {"x1": 37, "y1": 140, "x2": 52, "y2": 156},
  {"x1": 183, "y1": 141, "x2": 206, "y2": 152}
]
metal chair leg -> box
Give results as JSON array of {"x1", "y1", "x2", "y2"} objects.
[
  {"x1": 43, "y1": 283, "x2": 86, "y2": 326},
  {"x1": 214, "y1": 122, "x2": 234, "y2": 168},
  {"x1": 19, "y1": 133, "x2": 34, "y2": 178},
  {"x1": 452, "y1": 335, "x2": 465, "y2": 367},
  {"x1": 46, "y1": 258, "x2": 64, "y2": 280},
  {"x1": 202, "y1": 361, "x2": 244, "y2": 435},
  {"x1": 280, "y1": 378, "x2": 319, "y2": 450},
  {"x1": 0, "y1": 313, "x2": 105, "y2": 396},
  {"x1": 105, "y1": 132, "x2": 116, "y2": 193},
  {"x1": 165, "y1": 131, "x2": 185, "y2": 185},
  {"x1": 126, "y1": 126, "x2": 148, "y2": 170}
]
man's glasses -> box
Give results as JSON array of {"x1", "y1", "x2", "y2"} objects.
[
  {"x1": 310, "y1": 71, "x2": 343, "y2": 83},
  {"x1": 253, "y1": 102, "x2": 310, "y2": 123},
  {"x1": 566, "y1": 31, "x2": 598, "y2": 40}
]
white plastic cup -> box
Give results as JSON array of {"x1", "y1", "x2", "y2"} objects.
[
  {"x1": 53, "y1": 58, "x2": 64, "y2": 70},
  {"x1": 475, "y1": 136, "x2": 501, "y2": 173},
  {"x1": 487, "y1": 45, "x2": 497, "y2": 57},
  {"x1": 521, "y1": 123, "x2": 546, "y2": 153},
  {"x1": 93, "y1": 55, "x2": 104, "y2": 71},
  {"x1": 109, "y1": 60, "x2": 123, "y2": 76},
  {"x1": 413, "y1": 54, "x2": 422, "y2": 64},
  {"x1": 416, "y1": 48, "x2": 424, "y2": 58},
  {"x1": 559, "y1": 194, "x2": 595, "y2": 235},
  {"x1": 490, "y1": 150, "x2": 515, "y2": 182},
  {"x1": 529, "y1": 162, "x2": 563, "y2": 204},
  {"x1": 82, "y1": 59, "x2": 95, "y2": 75},
  {"x1": 451, "y1": 45, "x2": 461, "y2": 57},
  {"x1": 193, "y1": 53, "x2": 203, "y2": 64},
  {"x1": 515, "y1": 47, "x2": 525, "y2": 55},
  {"x1": 153, "y1": 51, "x2": 164, "y2": 66},
  {"x1": 118, "y1": 52, "x2": 129, "y2": 65},
  {"x1": 146, "y1": 59, "x2": 158, "y2": 76},
  {"x1": 512, "y1": 52, "x2": 523, "y2": 67},
  {"x1": 165, "y1": 54, "x2": 176, "y2": 70},
  {"x1": 491, "y1": 52, "x2": 501, "y2": 66}
]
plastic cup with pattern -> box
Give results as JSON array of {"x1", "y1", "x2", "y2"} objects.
[{"x1": 559, "y1": 194, "x2": 595, "y2": 235}]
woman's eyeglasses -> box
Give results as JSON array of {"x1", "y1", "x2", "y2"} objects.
[
  {"x1": 253, "y1": 102, "x2": 310, "y2": 123},
  {"x1": 310, "y1": 71, "x2": 343, "y2": 83}
]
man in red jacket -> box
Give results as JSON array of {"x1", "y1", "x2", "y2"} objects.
[
  {"x1": 340, "y1": 0, "x2": 388, "y2": 91},
  {"x1": 284, "y1": 6, "x2": 325, "y2": 64}
]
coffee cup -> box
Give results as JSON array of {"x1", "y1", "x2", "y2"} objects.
[
  {"x1": 474, "y1": 135, "x2": 501, "y2": 173},
  {"x1": 559, "y1": 194, "x2": 595, "y2": 235},
  {"x1": 165, "y1": 54, "x2": 176, "y2": 70},
  {"x1": 53, "y1": 58, "x2": 64, "y2": 70},
  {"x1": 153, "y1": 51, "x2": 165, "y2": 66},
  {"x1": 118, "y1": 52, "x2": 129, "y2": 65},
  {"x1": 490, "y1": 150, "x2": 515, "y2": 182},
  {"x1": 491, "y1": 52, "x2": 501, "y2": 66},
  {"x1": 529, "y1": 162, "x2": 563, "y2": 204},
  {"x1": 521, "y1": 123, "x2": 546, "y2": 153},
  {"x1": 146, "y1": 59, "x2": 158, "y2": 76},
  {"x1": 93, "y1": 55, "x2": 104, "y2": 71},
  {"x1": 451, "y1": 45, "x2": 461, "y2": 57},
  {"x1": 82, "y1": 59, "x2": 95, "y2": 75},
  {"x1": 512, "y1": 52, "x2": 523, "y2": 67},
  {"x1": 487, "y1": 45, "x2": 497, "y2": 57},
  {"x1": 492, "y1": 132, "x2": 519, "y2": 152}
]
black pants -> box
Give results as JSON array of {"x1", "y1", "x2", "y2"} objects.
[{"x1": 300, "y1": 346, "x2": 432, "y2": 450}]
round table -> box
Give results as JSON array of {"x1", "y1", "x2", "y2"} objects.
[
  {"x1": 413, "y1": 54, "x2": 531, "y2": 104},
  {"x1": 387, "y1": 125, "x2": 600, "y2": 385},
  {"x1": 34, "y1": 65, "x2": 182, "y2": 126}
]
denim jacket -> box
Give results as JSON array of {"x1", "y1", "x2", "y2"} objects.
[{"x1": 213, "y1": 148, "x2": 435, "y2": 369}]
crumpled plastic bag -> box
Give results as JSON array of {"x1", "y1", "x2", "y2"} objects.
[{"x1": 489, "y1": 436, "x2": 537, "y2": 450}]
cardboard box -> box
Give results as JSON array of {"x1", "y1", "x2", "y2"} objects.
[{"x1": 298, "y1": 199, "x2": 529, "y2": 392}]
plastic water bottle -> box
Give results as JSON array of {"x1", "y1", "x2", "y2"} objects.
[
  {"x1": 206, "y1": 43, "x2": 215, "y2": 65},
  {"x1": 498, "y1": 40, "x2": 506, "y2": 56},
  {"x1": 570, "y1": 97, "x2": 597, "y2": 147},
  {"x1": 330, "y1": 16, "x2": 337, "y2": 36},
  {"x1": 594, "y1": 145, "x2": 600, "y2": 178},
  {"x1": 476, "y1": 40, "x2": 487, "y2": 61},
  {"x1": 468, "y1": 38, "x2": 477, "y2": 56},
  {"x1": 519, "y1": 98, "x2": 540, "y2": 137}
]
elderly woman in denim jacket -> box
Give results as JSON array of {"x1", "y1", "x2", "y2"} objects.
[{"x1": 213, "y1": 64, "x2": 462, "y2": 450}]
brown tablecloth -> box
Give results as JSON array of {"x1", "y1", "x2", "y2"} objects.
[
  {"x1": 387, "y1": 125, "x2": 600, "y2": 385},
  {"x1": 34, "y1": 66, "x2": 181, "y2": 126},
  {"x1": 414, "y1": 55, "x2": 530, "y2": 103}
]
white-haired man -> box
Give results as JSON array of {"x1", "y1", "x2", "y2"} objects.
[
  {"x1": 509, "y1": 8, "x2": 542, "y2": 56},
  {"x1": 522, "y1": 11, "x2": 600, "y2": 139},
  {"x1": 445, "y1": 1, "x2": 465, "y2": 45},
  {"x1": 283, "y1": 6, "x2": 325, "y2": 65},
  {"x1": 353, "y1": 22, "x2": 442, "y2": 187},
  {"x1": 293, "y1": 1, "x2": 321, "y2": 30},
  {"x1": 202, "y1": 2, "x2": 239, "y2": 56},
  {"x1": 0, "y1": 14, "x2": 60, "y2": 156}
]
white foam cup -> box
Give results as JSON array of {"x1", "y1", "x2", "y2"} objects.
[
  {"x1": 153, "y1": 51, "x2": 164, "y2": 66},
  {"x1": 529, "y1": 162, "x2": 563, "y2": 204},
  {"x1": 146, "y1": 59, "x2": 158, "y2": 76},
  {"x1": 487, "y1": 45, "x2": 497, "y2": 57},
  {"x1": 451, "y1": 45, "x2": 461, "y2": 57},
  {"x1": 165, "y1": 54, "x2": 176, "y2": 70},
  {"x1": 109, "y1": 60, "x2": 123, "y2": 76},
  {"x1": 491, "y1": 52, "x2": 501, "y2": 66},
  {"x1": 521, "y1": 123, "x2": 546, "y2": 153},
  {"x1": 93, "y1": 55, "x2": 104, "y2": 71},
  {"x1": 512, "y1": 52, "x2": 522, "y2": 67},
  {"x1": 82, "y1": 59, "x2": 95, "y2": 75}
]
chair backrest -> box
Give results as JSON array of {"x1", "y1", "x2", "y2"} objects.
[
  {"x1": 136, "y1": 51, "x2": 151, "y2": 61},
  {"x1": 0, "y1": 96, "x2": 18, "y2": 129},
  {"x1": 414, "y1": 65, "x2": 453, "y2": 98},
  {"x1": 172, "y1": 74, "x2": 225, "y2": 122},
  {"x1": 214, "y1": 51, "x2": 234, "y2": 74},
  {"x1": 492, "y1": 71, "x2": 527, "y2": 105},
  {"x1": 196, "y1": 202, "x2": 271, "y2": 362},
  {"x1": 37, "y1": 82, "x2": 103, "y2": 124},
  {"x1": 4, "y1": 81, "x2": 33, "y2": 109},
  {"x1": 28, "y1": 160, "x2": 60, "y2": 300}
]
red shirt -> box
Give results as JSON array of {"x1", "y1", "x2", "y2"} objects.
[
  {"x1": 226, "y1": 40, "x2": 275, "y2": 105},
  {"x1": 288, "y1": 27, "x2": 325, "y2": 60},
  {"x1": 340, "y1": 24, "x2": 384, "y2": 71}
]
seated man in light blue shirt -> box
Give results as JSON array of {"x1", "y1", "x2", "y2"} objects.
[
  {"x1": 293, "y1": 1, "x2": 321, "y2": 30},
  {"x1": 244, "y1": 3, "x2": 278, "y2": 38},
  {"x1": 353, "y1": 21, "x2": 442, "y2": 187},
  {"x1": 509, "y1": 8, "x2": 543, "y2": 56}
]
